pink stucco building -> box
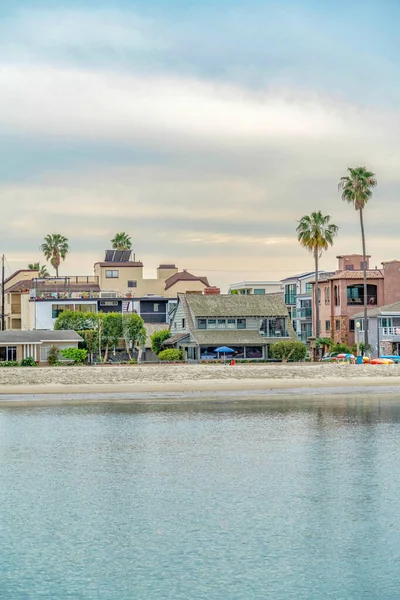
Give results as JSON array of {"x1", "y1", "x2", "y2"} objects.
[{"x1": 312, "y1": 254, "x2": 400, "y2": 346}]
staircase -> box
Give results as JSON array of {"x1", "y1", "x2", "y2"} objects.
[{"x1": 122, "y1": 301, "x2": 132, "y2": 314}]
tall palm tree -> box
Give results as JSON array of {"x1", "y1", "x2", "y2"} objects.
[
  {"x1": 297, "y1": 211, "x2": 339, "y2": 339},
  {"x1": 28, "y1": 262, "x2": 49, "y2": 278},
  {"x1": 111, "y1": 232, "x2": 132, "y2": 250},
  {"x1": 40, "y1": 234, "x2": 70, "y2": 277},
  {"x1": 338, "y1": 166, "x2": 377, "y2": 348}
]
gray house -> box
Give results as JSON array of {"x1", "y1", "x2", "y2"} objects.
[
  {"x1": 0, "y1": 330, "x2": 83, "y2": 364},
  {"x1": 165, "y1": 293, "x2": 297, "y2": 361},
  {"x1": 354, "y1": 300, "x2": 400, "y2": 356}
]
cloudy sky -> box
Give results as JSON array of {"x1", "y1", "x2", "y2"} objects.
[{"x1": 0, "y1": 0, "x2": 398, "y2": 290}]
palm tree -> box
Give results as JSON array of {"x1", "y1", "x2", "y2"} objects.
[
  {"x1": 297, "y1": 211, "x2": 339, "y2": 339},
  {"x1": 111, "y1": 232, "x2": 132, "y2": 250},
  {"x1": 28, "y1": 262, "x2": 49, "y2": 278},
  {"x1": 338, "y1": 167, "x2": 377, "y2": 348},
  {"x1": 40, "y1": 234, "x2": 70, "y2": 277}
]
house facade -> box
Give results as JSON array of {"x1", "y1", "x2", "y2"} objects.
[
  {"x1": 0, "y1": 330, "x2": 83, "y2": 364},
  {"x1": 312, "y1": 255, "x2": 400, "y2": 346},
  {"x1": 281, "y1": 271, "x2": 331, "y2": 344},
  {"x1": 228, "y1": 281, "x2": 282, "y2": 295},
  {"x1": 165, "y1": 293, "x2": 297, "y2": 361},
  {"x1": 354, "y1": 300, "x2": 400, "y2": 357}
]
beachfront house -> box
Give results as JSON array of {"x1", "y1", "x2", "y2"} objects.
[
  {"x1": 164, "y1": 293, "x2": 297, "y2": 361},
  {"x1": 353, "y1": 300, "x2": 400, "y2": 357},
  {"x1": 0, "y1": 330, "x2": 83, "y2": 365}
]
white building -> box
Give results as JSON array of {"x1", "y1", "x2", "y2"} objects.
[{"x1": 228, "y1": 281, "x2": 283, "y2": 295}]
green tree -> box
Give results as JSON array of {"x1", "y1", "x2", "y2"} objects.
[
  {"x1": 122, "y1": 313, "x2": 146, "y2": 359},
  {"x1": 40, "y1": 234, "x2": 69, "y2": 277},
  {"x1": 270, "y1": 341, "x2": 307, "y2": 362},
  {"x1": 54, "y1": 310, "x2": 98, "y2": 332},
  {"x1": 296, "y1": 212, "x2": 339, "y2": 338},
  {"x1": 150, "y1": 329, "x2": 171, "y2": 355},
  {"x1": 315, "y1": 336, "x2": 333, "y2": 355},
  {"x1": 331, "y1": 342, "x2": 352, "y2": 355},
  {"x1": 338, "y1": 166, "x2": 377, "y2": 349},
  {"x1": 111, "y1": 232, "x2": 132, "y2": 250},
  {"x1": 102, "y1": 313, "x2": 123, "y2": 362},
  {"x1": 28, "y1": 262, "x2": 49, "y2": 278},
  {"x1": 61, "y1": 348, "x2": 88, "y2": 364}
]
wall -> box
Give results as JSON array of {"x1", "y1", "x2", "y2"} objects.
[
  {"x1": 170, "y1": 303, "x2": 188, "y2": 334},
  {"x1": 165, "y1": 280, "x2": 208, "y2": 296},
  {"x1": 337, "y1": 255, "x2": 369, "y2": 270},
  {"x1": 34, "y1": 301, "x2": 97, "y2": 330},
  {"x1": 382, "y1": 261, "x2": 400, "y2": 305}
]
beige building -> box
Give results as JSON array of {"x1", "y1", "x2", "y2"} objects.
[{"x1": 0, "y1": 330, "x2": 82, "y2": 364}]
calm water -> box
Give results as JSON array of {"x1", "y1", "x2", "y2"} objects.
[{"x1": 1, "y1": 397, "x2": 400, "y2": 600}]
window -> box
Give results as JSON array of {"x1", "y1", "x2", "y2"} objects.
[
  {"x1": 317, "y1": 288, "x2": 321, "y2": 305},
  {"x1": 154, "y1": 304, "x2": 159, "y2": 312},
  {"x1": 349, "y1": 319, "x2": 355, "y2": 332},
  {"x1": 285, "y1": 284, "x2": 297, "y2": 305},
  {"x1": 254, "y1": 289, "x2": 265, "y2": 295},
  {"x1": 182, "y1": 318, "x2": 185, "y2": 329},
  {"x1": 198, "y1": 319, "x2": 207, "y2": 329},
  {"x1": 74, "y1": 304, "x2": 96, "y2": 313},
  {"x1": 380, "y1": 318, "x2": 393, "y2": 328},
  {"x1": 325, "y1": 320, "x2": 330, "y2": 332},
  {"x1": 227, "y1": 318, "x2": 236, "y2": 329},
  {"x1": 237, "y1": 318, "x2": 246, "y2": 329},
  {"x1": 324, "y1": 287, "x2": 330, "y2": 305},
  {"x1": 336, "y1": 319, "x2": 340, "y2": 331},
  {"x1": 360, "y1": 261, "x2": 367, "y2": 270},
  {"x1": 52, "y1": 304, "x2": 73, "y2": 319},
  {"x1": 0, "y1": 346, "x2": 17, "y2": 361},
  {"x1": 334, "y1": 285, "x2": 340, "y2": 306},
  {"x1": 359, "y1": 319, "x2": 369, "y2": 332},
  {"x1": 128, "y1": 280, "x2": 137, "y2": 288},
  {"x1": 346, "y1": 264, "x2": 354, "y2": 271},
  {"x1": 305, "y1": 283, "x2": 312, "y2": 293},
  {"x1": 217, "y1": 319, "x2": 226, "y2": 328},
  {"x1": 208, "y1": 319, "x2": 217, "y2": 329},
  {"x1": 105, "y1": 270, "x2": 119, "y2": 278}
]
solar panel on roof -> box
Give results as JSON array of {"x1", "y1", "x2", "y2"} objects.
[
  {"x1": 105, "y1": 250, "x2": 114, "y2": 261},
  {"x1": 114, "y1": 250, "x2": 123, "y2": 262},
  {"x1": 121, "y1": 250, "x2": 131, "y2": 261}
]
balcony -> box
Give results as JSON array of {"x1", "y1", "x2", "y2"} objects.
[
  {"x1": 284, "y1": 294, "x2": 297, "y2": 305},
  {"x1": 297, "y1": 308, "x2": 312, "y2": 319},
  {"x1": 30, "y1": 290, "x2": 130, "y2": 301},
  {"x1": 140, "y1": 313, "x2": 167, "y2": 324},
  {"x1": 347, "y1": 296, "x2": 377, "y2": 306},
  {"x1": 381, "y1": 327, "x2": 400, "y2": 339},
  {"x1": 260, "y1": 330, "x2": 290, "y2": 339}
]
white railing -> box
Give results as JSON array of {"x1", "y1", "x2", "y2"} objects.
[{"x1": 381, "y1": 327, "x2": 400, "y2": 337}]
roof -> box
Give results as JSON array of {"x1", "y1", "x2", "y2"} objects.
[
  {"x1": 164, "y1": 271, "x2": 209, "y2": 291},
  {"x1": 144, "y1": 323, "x2": 170, "y2": 348},
  {"x1": 0, "y1": 330, "x2": 83, "y2": 344},
  {"x1": 330, "y1": 270, "x2": 383, "y2": 280},
  {"x1": 94, "y1": 262, "x2": 143, "y2": 267},
  {"x1": 3, "y1": 269, "x2": 37, "y2": 286},
  {"x1": 353, "y1": 300, "x2": 400, "y2": 319},
  {"x1": 5, "y1": 279, "x2": 101, "y2": 294},
  {"x1": 190, "y1": 330, "x2": 269, "y2": 345},
  {"x1": 163, "y1": 333, "x2": 191, "y2": 346},
  {"x1": 4, "y1": 279, "x2": 33, "y2": 293},
  {"x1": 182, "y1": 292, "x2": 289, "y2": 317}
]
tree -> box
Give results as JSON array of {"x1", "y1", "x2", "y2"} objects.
[
  {"x1": 297, "y1": 212, "x2": 339, "y2": 339},
  {"x1": 315, "y1": 336, "x2": 333, "y2": 355},
  {"x1": 122, "y1": 313, "x2": 146, "y2": 359},
  {"x1": 40, "y1": 234, "x2": 69, "y2": 277},
  {"x1": 338, "y1": 166, "x2": 377, "y2": 349},
  {"x1": 102, "y1": 313, "x2": 123, "y2": 362},
  {"x1": 28, "y1": 263, "x2": 49, "y2": 278},
  {"x1": 150, "y1": 329, "x2": 171, "y2": 355},
  {"x1": 270, "y1": 341, "x2": 307, "y2": 362},
  {"x1": 111, "y1": 232, "x2": 132, "y2": 250},
  {"x1": 54, "y1": 310, "x2": 98, "y2": 332}
]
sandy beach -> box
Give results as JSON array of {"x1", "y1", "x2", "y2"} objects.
[{"x1": 1, "y1": 363, "x2": 400, "y2": 396}]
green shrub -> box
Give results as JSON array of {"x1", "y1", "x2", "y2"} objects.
[
  {"x1": 0, "y1": 360, "x2": 19, "y2": 367},
  {"x1": 331, "y1": 343, "x2": 352, "y2": 355},
  {"x1": 270, "y1": 341, "x2": 307, "y2": 362},
  {"x1": 60, "y1": 348, "x2": 88, "y2": 364},
  {"x1": 129, "y1": 357, "x2": 137, "y2": 364},
  {"x1": 151, "y1": 329, "x2": 171, "y2": 355},
  {"x1": 47, "y1": 346, "x2": 59, "y2": 366},
  {"x1": 158, "y1": 349, "x2": 183, "y2": 362},
  {"x1": 20, "y1": 357, "x2": 38, "y2": 367}
]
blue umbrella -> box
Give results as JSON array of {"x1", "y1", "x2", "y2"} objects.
[{"x1": 215, "y1": 346, "x2": 234, "y2": 353}]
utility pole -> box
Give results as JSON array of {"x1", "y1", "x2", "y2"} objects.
[{"x1": 1, "y1": 255, "x2": 4, "y2": 331}]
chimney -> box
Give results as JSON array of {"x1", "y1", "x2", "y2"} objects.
[{"x1": 204, "y1": 286, "x2": 220, "y2": 295}]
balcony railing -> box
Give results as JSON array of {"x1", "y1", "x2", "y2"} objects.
[
  {"x1": 141, "y1": 313, "x2": 167, "y2": 323},
  {"x1": 284, "y1": 295, "x2": 297, "y2": 305},
  {"x1": 297, "y1": 308, "x2": 312, "y2": 319},
  {"x1": 381, "y1": 327, "x2": 400, "y2": 337},
  {"x1": 260, "y1": 330, "x2": 290, "y2": 338},
  {"x1": 347, "y1": 296, "x2": 377, "y2": 306},
  {"x1": 30, "y1": 290, "x2": 129, "y2": 300}
]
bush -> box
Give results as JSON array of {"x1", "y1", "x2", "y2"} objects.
[
  {"x1": 20, "y1": 357, "x2": 38, "y2": 367},
  {"x1": 331, "y1": 343, "x2": 352, "y2": 355},
  {"x1": 129, "y1": 357, "x2": 137, "y2": 364},
  {"x1": 270, "y1": 341, "x2": 307, "y2": 362},
  {"x1": 47, "y1": 346, "x2": 59, "y2": 366},
  {"x1": 151, "y1": 329, "x2": 171, "y2": 355},
  {"x1": 158, "y1": 349, "x2": 183, "y2": 362},
  {"x1": 0, "y1": 361, "x2": 19, "y2": 367},
  {"x1": 60, "y1": 348, "x2": 88, "y2": 364}
]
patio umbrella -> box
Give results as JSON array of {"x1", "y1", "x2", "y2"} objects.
[{"x1": 215, "y1": 346, "x2": 234, "y2": 361}]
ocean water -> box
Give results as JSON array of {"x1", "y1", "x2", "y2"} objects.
[{"x1": 1, "y1": 397, "x2": 400, "y2": 599}]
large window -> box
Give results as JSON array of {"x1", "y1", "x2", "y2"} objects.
[
  {"x1": 208, "y1": 319, "x2": 217, "y2": 329},
  {"x1": 227, "y1": 319, "x2": 236, "y2": 329},
  {"x1": 237, "y1": 318, "x2": 246, "y2": 329},
  {"x1": 105, "y1": 270, "x2": 119, "y2": 278},
  {"x1": 254, "y1": 289, "x2": 265, "y2": 295},
  {"x1": 285, "y1": 284, "x2": 297, "y2": 305},
  {"x1": 0, "y1": 346, "x2": 17, "y2": 361},
  {"x1": 74, "y1": 304, "x2": 96, "y2": 313},
  {"x1": 347, "y1": 284, "x2": 377, "y2": 306},
  {"x1": 305, "y1": 283, "x2": 312, "y2": 293},
  {"x1": 52, "y1": 304, "x2": 73, "y2": 319},
  {"x1": 198, "y1": 319, "x2": 207, "y2": 329},
  {"x1": 334, "y1": 285, "x2": 340, "y2": 306},
  {"x1": 217, "y1": 319, "x2": 226, "y2": 328},
  {"x1": 260, "y1": 317, "x2": 287, "y2": 337}
]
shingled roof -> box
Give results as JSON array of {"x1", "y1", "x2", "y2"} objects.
[
  {"x1": 353, "y1": 300, "x2": 400, "y2": 319},
  {"x1": 182, "y1": 292, "x2": 288, "y2": 317},
  {"x1": 330, "y1": 270, "x2": 383, "y2": 280},
  {"x1": 164, "y1": 271, "x2": 209, "y2": 291}
]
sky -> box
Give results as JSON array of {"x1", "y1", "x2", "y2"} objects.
[{"x1": 0, "y1": 0, "x2": 399, "y2": 290}]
